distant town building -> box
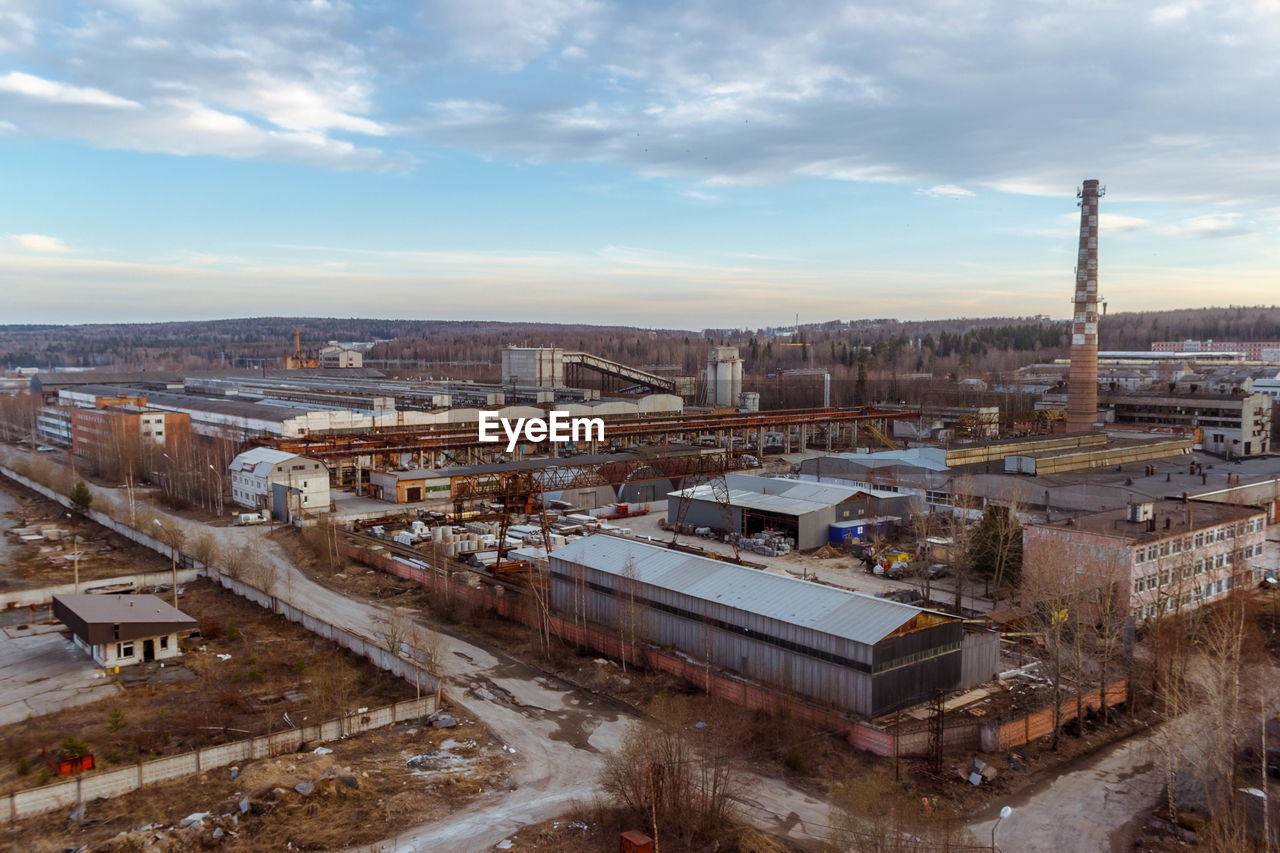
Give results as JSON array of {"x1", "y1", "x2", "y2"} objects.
[
  {"x1": 53, "y1": 594, "x2": 196, "y2": 667},
  {"x1": 1153, "y1": 340, "x2": 1280, "y2": 362},
  {"x1": 319, "y1": 346, "x2": 363, "y2": 369},
  {"x1": 1022, "y1": 500, "x2": 1267, "y2": 622}
]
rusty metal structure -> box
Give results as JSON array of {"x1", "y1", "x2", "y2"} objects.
[
  {"x1": 448, "y1": 450, "x2": 750, "y2": 514},
  {"x1": 251, "y1": 406, "x2": 915, "y2": 466},
  {"x1": 1067, "y1": 178, "x2": 1104, "y2": 433}
]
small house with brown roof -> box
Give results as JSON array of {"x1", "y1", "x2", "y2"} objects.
[{"x1": 52, "y1": 594, "x2": 197, "y2": 668}]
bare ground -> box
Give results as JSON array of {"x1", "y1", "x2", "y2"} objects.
[
  {"x1": 1, "y1": 715, "x2": 512, "y2": 853},
  {"x1": 0, "y1": 579, "x2": 414, "y2": 794}
]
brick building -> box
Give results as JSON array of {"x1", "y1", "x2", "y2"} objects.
[
  {"x1": 1022, "y1": 499, "x2": 1268, "y2": 622},
  {"x1": 69, "y1": 405, "x2": 190, "y2": 461}
]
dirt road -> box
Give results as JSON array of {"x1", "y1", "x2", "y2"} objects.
[
  {"x1": 968, "y1": 728, "x2": 1165, "y2": 853},
  {"x1": 0, "y1": 459, "x2": 832, "y2": 852}
]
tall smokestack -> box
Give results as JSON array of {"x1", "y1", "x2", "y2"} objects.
[{"x1": 1067, "y1": 178, "x2": 1103, "y2": 433}]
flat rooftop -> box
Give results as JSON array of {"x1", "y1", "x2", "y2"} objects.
[{"x1": 1025, "y1": 498, "x2": 1261, "y2": 543}]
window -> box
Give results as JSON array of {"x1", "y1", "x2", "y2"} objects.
[
  {"x1": 160, "y1": 636, "x2": 168, "y2": 649},
  {"x1": 1160, "y1": 568, "x2": 1172, "y2": 586},
  {"x1": 1194, "y1": 533, "x2": 1204, "y2": 548},
  {"x1": 117, "y1": 641, "x2": 134, "y2": 658}
]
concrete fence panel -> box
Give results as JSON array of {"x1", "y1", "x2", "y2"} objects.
[
  {"x1": 141, "y1": 754, "x2": 199, "y2": 786},
  {"x1": 3, "y1": 696, "x2": 435, "y2": 822},
  {"x1": 77, "y1": 767, "x2": 138, "y2": 802},
  {"x1": 12, "y1": 778, "x2": 78, "y2": 817}
]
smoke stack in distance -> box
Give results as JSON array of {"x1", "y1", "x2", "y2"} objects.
[{"x1": 1067, "y1": 179, "x2": 1103, "y2": 432}]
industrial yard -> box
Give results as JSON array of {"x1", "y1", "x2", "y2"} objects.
[
  {"x1": 0, "y1": 156, "x2": 1278, "y2": 852},
  {"x1": 0, "y1": 579, "x2": 417, "y2": 795}
]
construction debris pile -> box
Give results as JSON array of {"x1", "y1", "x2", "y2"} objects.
[{"x1": 733, "y1": 530, "x2": 794, "y2": 557}]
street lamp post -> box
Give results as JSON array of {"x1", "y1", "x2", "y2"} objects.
[
  {"x1": 991, "y1": 805, "x2": 1012, "y2": 852},
  {"x1": 153, "y1": 518, "x2": 178, "y2": 608},
  {"x1": 208, "y1": 464, "x2": 223, "y2": 517}
]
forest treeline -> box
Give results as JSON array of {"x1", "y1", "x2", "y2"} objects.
[{"x1": 3, "y1": 307, "x2": 1278, "y2": 385}]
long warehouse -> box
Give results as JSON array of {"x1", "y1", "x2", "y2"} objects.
[{"x1": 549, "y1": 536, "x2": 989, "y2": 717}]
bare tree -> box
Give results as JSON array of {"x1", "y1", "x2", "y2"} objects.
[
  {"x1": 310, "y1": 657, "x2": 359, "y2": 736},
  {"x1": 375, "y1": 607, "x2": 413, "y2": 656},
  {"x1": 600, "y1": 693, "x2": 739, "y2": 848}
]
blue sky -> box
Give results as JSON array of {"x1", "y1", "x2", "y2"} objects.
[{"x1": 2, "y1": 0, "x2": 1279, "y2": 328}]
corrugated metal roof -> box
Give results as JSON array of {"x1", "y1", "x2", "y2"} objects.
[
  {"x1": 229, "y1": 447, "x2": 310, "y2": 478},
  {"x1": 821, "y1": 448, "x2": 951, "y2": 472},
  {"x1": 671, "y1": 474, "x2": 866, "y2": 516},
  {"x1": 550, "y1": 536, "x2": 952, "y2": 646},
  {"x1": 674, "y1": 485, "x2": 832, "y2": 516}
]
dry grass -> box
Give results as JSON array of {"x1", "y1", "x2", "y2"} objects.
[
  {"x1": 0, "y1": 478, "x2": 175, "y2": 587},
  {"x1": 0, "y1": 580, "x2": 414, "y2": 794},
  {"x1": 2, "y1": 717, "x2": 512, "y2": 852},
  {"x1": 493, "y1": 804, "x2": 805, "y2": 853}
]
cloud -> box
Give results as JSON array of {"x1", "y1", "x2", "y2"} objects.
[
  {"x1": 3, "y1": 0, "x2": 1280, "y2": 206},
  {"x1": 1166, "y1": 213, "x2": 1252, "y2": 239},
  {"x1": 0, "y1": 1, "x2": 401, "y2": 168},
  {"x1": 1099, "y1": 213, "x2": 1151, "y2": 232},
  {"x1": 915, "y1": 184, "x2": 974, "y2": 199},
  {"x1": 0, "y1": 71, "x2": 140, "y2": 108},
  {"x1": 8, "y1": 233, "x2": 70, "y2": 253},
  {"x1": 414, "y1": 0, "x2": 600, "y2": 70}
]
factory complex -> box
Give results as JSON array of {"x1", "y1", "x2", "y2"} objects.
[{"x1": 4, "y1": 178, "x2": 1278, "y2": 758}]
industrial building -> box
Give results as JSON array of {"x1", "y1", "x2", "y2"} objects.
[
  {"x1": 368, "y1": 468, "x2": 451, "y2": 504},
  {"x1": 705, "y1": 346, "x2": 744, "y2": 407},
  {"x1": 1022, "y1": 499, "x2": 1268, "y2": 622},
  {"x1": 668, "y1": 473, "x2": 911, "y2": 549},
  {"x1": 319, "y1": 346, "x2": 363, "y2": 369},
  {"x1": 548, "y1": 536, "x2": 994, "y2": 717},
  {"x1": 228, "y1": 447, "x2": 330, "y2": 517},
  {"x1": 70, "y1": 406, "x2": 190, "y2": 460},
  {"x1": 53, "y1": 594, "x2": 196, "y2": 668},
  {"x1": 1040, "y1": 389, "x2": 1272, "y2": 457}
]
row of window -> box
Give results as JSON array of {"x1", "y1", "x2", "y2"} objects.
[
  {"x1": 1133, "y1": 544, "x2": 1264, "y2": 593},
  {"x1": 1135, "y1": 570, "x2": 1270, "y2": 620},
  {"x1": 1134, "y1": 519, "x2": 1263, "y2": 564}
]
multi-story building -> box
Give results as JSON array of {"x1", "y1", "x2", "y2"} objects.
[
  {"x1": 228, "y1": 447, "x2": 330, "y2": 517},
  {"x1": 1110, "y1": 391, "x2": 1271, "y2": 457},
  {"x1": 1022, "y1": 499, "x2": 1268, "y2": 622},
  {"x1": 1041, "y1": 389, "x2": 1272, "y2": 456},
  {"x1": 69, "y1": 405, "x2": 190, "y2": 461}
]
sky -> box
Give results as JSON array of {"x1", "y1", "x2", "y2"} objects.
[{"x1": 2, "y1": 0, "x2": 1279, "y2": 329}]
